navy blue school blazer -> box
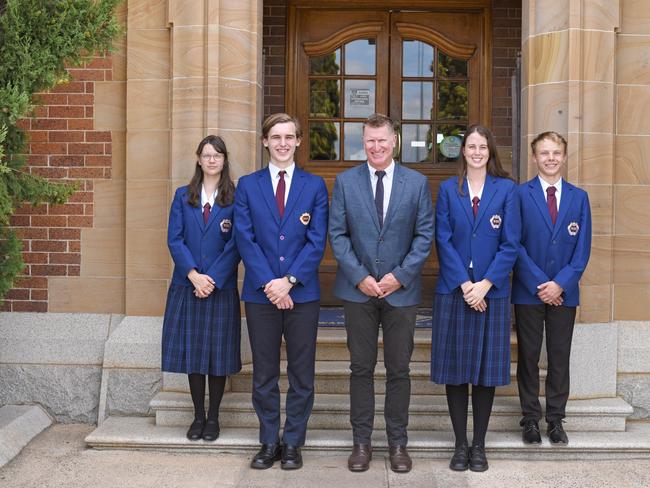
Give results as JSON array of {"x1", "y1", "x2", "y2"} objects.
[
  {"x1": 167, "y1": 185, "x2": 240, "y2": 290},
  {"x1": 435, "y1": 175, "x2": 520, "y2": 299},
  {"x1": 511, "y1": 177, "x2": 591, "y2": 307},
  {"x1": 234, "y1": 166, "x2": 329, "y2": 304}
]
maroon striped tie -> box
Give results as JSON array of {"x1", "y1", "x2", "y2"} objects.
[
  {"x1": 547, "y1": 186, "x2": 558, "y2": 225},
  {"x1": 203, "y1": 202, "x2": 211, "y2": 224}
]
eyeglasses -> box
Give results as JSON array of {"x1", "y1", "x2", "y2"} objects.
[{"x1": 200, "y1": 154, "x2": 225, "y2": 161}]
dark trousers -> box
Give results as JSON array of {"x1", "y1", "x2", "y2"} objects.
[
  {"x1": 245, "y1": 300, "x2": 320, "y2": 447},
  {"x1": 344, "y1": 298, "x2": 417, "y2": 446},
  {"x1": 514, "y1": 304, "x2": 576, "y2": 422}
]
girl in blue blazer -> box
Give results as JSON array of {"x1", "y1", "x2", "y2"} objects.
[
  {"x1": 431, "y1": 125, "x2": 520, "y2": 472},
  {"x1": 161, "y1": 135, "x2": 241, "y2": 442}
]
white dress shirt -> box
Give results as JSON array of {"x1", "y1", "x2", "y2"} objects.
[
  {"x1": 368, "y1": 160, "x2": 395, "y2": 219},
  {"x1": 269, "y1": 161, "x2": 295, "y2": 205},
  {"x1": 467, "y1": 179, "x2": 484, "y2": 269},
  {"x1": 538, "y1": 175, "x2": 563, "y2": 211}
]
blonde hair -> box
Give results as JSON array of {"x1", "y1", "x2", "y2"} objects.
[{"x1": 531, "y1": 131, "x2": 567, "y2": 155}]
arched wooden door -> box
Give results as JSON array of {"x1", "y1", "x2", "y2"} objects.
[{"x1": 286, "y1": 2, "x2": 492, "y2": 305}]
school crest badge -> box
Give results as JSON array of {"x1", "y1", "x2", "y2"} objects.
[
  {"x1": 490, "y1": 214, "x2": 502, "y2": 230},
  {"x1": 567, "y1": 222, "x2": 579, "y2": 236},
  {"x1": 220, "y1": 219, "x2": 232, "y2": 233},
  {"x1": 300, "y1": 212, "x2": 311, "y2": 225}
]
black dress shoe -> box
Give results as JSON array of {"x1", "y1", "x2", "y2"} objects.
[
  {"x1": 449, "y1": 442, "x2": 469, "y2": 471},
  {"x1": 469, "y1": 444, "x2": 489, "y2": 472},
  {"x1": 250, "y1": 443, "x2": 282, "y2": 469},
  {"x1": 521, "y1": 419, "x2": 542, "y2": 444},
  {"x1": 186, "y1": 418, "x2": 205, "y2": 441},
  {"x1": 201, "y1": 419, "x2": 220, "y2": 441},
  {"x1": 281, "y1": 444, "x2": 303, "y2": 470},
  {"x1": 547, "y1": 420, "x2": 569, "y2": 445}
]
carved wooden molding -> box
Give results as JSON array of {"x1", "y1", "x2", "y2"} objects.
[
  {"x1": 303, "y1": 21, "x2": 384, "y2": 57},
  {"x1": 395, "y1": 22, "x2": 476, "y2": 59}
]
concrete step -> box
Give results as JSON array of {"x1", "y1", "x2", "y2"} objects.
[
  {"x1": 151, "y1": 391, "x2": 631, "y2": 432},
  {"x1": 86, "y1": 416, "x2": 650, "y2": 460},
  {"x1": 226, "y1": 361, "x2": 542, "y2": 397},
  {"x1": 0, "y1": 405, "x2": 52, "y2": 468},
  {"x1": 163, "y1": 361, "x2": 541, "y2": 396},
  {"x1": 282, "y1": 328, "x2": 519, "y2": 363}
]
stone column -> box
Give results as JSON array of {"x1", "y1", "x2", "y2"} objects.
[
  {"x1": 124, "y1": 0, "x2": 263, "y2": 315},
  {"x1": 521, "y1": 0, "x2": 619, "y2": 397}
]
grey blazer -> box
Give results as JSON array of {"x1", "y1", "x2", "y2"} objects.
[{"x1": 329, "y1": 163, "x2": 434, "y2": 307}]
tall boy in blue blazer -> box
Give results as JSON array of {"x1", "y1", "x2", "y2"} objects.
[
  {"x1": 512, "y1": 131, "x2": 592, "y2": 445},
  {"x1": 235, "y1": 113, "x2": 328, "y2": 470}
]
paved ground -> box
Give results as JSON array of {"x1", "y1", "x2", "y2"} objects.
[{"x1": 2, "y1": 425, "x2": 650, "y2": 488}]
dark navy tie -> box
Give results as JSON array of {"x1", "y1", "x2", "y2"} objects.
[{"x1": 375, "y1": 170, "x2": 386, "y2": 228}]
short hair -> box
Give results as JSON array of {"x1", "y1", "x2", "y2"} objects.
[
  {"x1": 531, "y1": 131, "x2": 567, "y2": 155},
  {"x1": 261, "y1": 113, "x2": 303, "y2": 140},
  {"x1": 363, "y1": 113, "x2": 397, "y2": 134}
]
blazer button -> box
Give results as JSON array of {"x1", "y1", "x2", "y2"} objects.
[
  {"x1": 550, "y1": 259, "x2": 555, "y2": 264},
  {"x1": 280, "y1": 235, "x2": 285, "y2": 240},
  {"x1": 375, "y1": 259, "x2": 380, "y2": 264},
  {"x1": 280, "y1": 256, "x2": 285, "y2": 262},
  {"x1": 472, "y1": 233, "x2": 477, "y2": 238},
  {"x1": 552, "y1": 240, "x2": 557, "y2": 244}
]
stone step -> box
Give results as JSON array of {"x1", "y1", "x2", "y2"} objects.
[
  {"x1": 163, "y1": 361, "x2": 542, "y2": 396},
  {"x1": 151, "y1": 391, "x2": 631, "y2": 432},
  {"x1": 0, "y1": 405, "x2": 52, "y2": 468},
  {"x1": 227, "y1": 361, "x2": 541, "y2": 397},
  {"x1": 85, "y1": 416, "x2": 650, "y2": 460},
  {"x1": 281, "y1": 328, "x2": 519, "y2": 363}
]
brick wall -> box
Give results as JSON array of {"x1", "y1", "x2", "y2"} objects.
[
  {"x1": 262, "y1": 1, "x2": 522, "y2": 145},
  {"x1": 263, "y1": 0, "x2": 287, "y2": 117},
  {"x1": 3, "y1": 56, "x2": 113, "y2": 312},
  {"x1": 491, "y1": 0, "x2": 522, "y2": 147}
]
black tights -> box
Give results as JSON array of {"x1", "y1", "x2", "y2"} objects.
[
  {"x1": 446, "y1": 383, "x2": 495, "y2": 448},
  {"x1": 188, "y1": 374, "x2": 226, "y2": 421}
]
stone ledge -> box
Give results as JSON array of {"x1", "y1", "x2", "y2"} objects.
[
  {"x1": 0, "y1": 312, "x2": 111, "y2": 365},
  {"x1": 0, "y1": 405, "x2": 52, "y2": 468}
]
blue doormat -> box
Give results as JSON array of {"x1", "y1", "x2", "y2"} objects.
[{"x1": 318, "y1": 307, "x2": 432, "y2": 328}]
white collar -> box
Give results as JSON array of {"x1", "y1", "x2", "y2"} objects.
[
  {"x1": 268, "y1": 162, "x2": 295, "y2": 179},
  {"x1": 538, "y1": 175, "x2": 562, "y2": 194},
  {"x1": 201, "y1": 185, "x2": 218, "y2": 208},
  {"x1": 367, "y1": 160, "x2": 395, "y2": 178}
]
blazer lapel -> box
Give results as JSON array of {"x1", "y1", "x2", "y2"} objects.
[
  {"x1": 456, "y1": 177, "x2": 474, "y2": 227},
  {"x1": 281, "y1": 167, "x2": 307, "y2": 228},
  {"x1": 552, "y1": 182, "x2": 575, "y2": 238},
  {"x1": 205, "y1": 204, "x2": 225, "y2": 233},
  {"x1": 359, "y1": 164, "x2": 381, "y2": 232},
  {"x1": 529, "y1": 177, "x2": 554, "y2": 232},
  {"x1": 192, "y1": 201, "x2": 206, "y2": 231},
  {"x1": 257, "y1": 169, "x2": 281, "y2": 226},
  {"x1": 474, "y1": 174, "x2": 497, "y2": 230},
  {"x1": 381, "y1": 165, "x2": 405, "y2": 234}
]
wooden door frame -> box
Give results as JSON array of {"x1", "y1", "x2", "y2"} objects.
[{"x1": 286, "y1": 0, "x2": 493, "y2": 129}]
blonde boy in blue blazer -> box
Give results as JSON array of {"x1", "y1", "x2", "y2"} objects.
[{"x1": 512, "y1": 131, "x2": 592, "y2": 446}]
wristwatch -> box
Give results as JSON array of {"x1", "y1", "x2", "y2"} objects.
[{"x1": 285, "y1": 274, "x2": 298, "y2": 285}]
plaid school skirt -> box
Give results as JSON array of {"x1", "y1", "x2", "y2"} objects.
[
  {"x1": 430, "y1": 289, "x2": 511, "y2": 387},
  {"x1": 161, "y1": 284, "x2": 241, "y2": 376}
]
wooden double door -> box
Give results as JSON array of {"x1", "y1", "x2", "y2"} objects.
[{"x1": 285, "y1": 2, "x2": 492, "y2": 305}]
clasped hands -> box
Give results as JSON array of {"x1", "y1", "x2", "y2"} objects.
[
  {"x1": 537, "y1": 280, "x2": 563, "y2": 306},
  {"x1": 357, "y1": 273, "x2": 401, "y2": 299},
  {"x1": 188, "y1": 269, "x2": 215, "y2": 298},
  {"x1": 461, "y1": 279, "x2": 492, "y2": 312},
  {"x1": 264, "y1": 277, "x2": 294, "y2": 310}
]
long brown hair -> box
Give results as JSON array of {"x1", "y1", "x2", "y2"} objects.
[
  {"x1": 456, "y1": 124, "x2": 511, "y2": 194},
  {"x1": 187, "y1": 135, "x2": 235, "y2": 207}
]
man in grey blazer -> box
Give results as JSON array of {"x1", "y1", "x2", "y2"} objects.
[{"x1": 329, "y1": 113, "x2": 434, "y2": 473}]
